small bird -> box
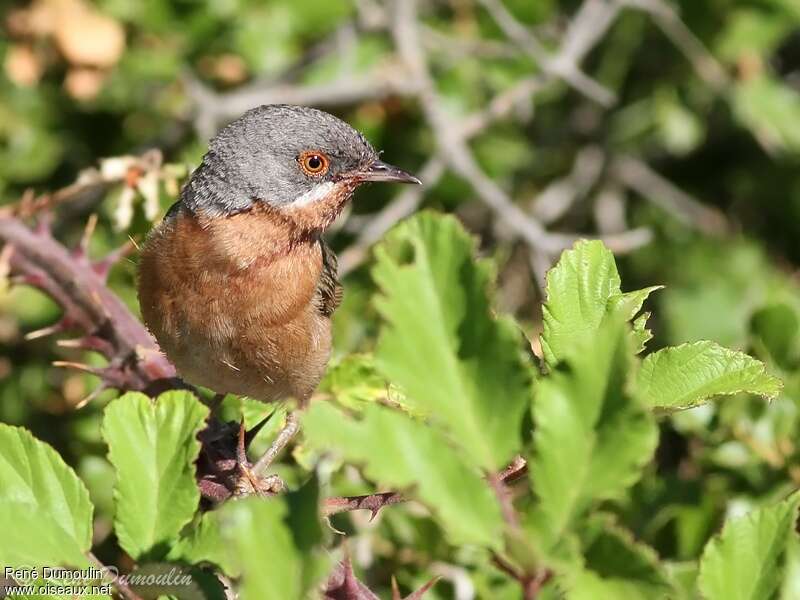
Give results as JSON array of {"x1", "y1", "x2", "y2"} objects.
[{"x1": 137, "y1": 105, "x2": 419, "y2": 411}]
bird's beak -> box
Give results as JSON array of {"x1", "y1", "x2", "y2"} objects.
[{"x1": 357, "y1": 160, "x2": 422, "y2": 185}]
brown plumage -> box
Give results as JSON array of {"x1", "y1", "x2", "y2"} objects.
[{"x1": 137, "y1": 105, "x2": 419, "y2": 404}]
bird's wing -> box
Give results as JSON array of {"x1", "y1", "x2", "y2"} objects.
[{"x1": 316, "y1": 239, "x2": 343, "y2": 317}]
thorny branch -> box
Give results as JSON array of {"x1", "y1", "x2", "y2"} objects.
[
  {"x1": 322, "y1": 454, "x2": 529, "y2": 521},
  {"x1": 0, "y1": 213, "x2": 176, "y2": 397}
]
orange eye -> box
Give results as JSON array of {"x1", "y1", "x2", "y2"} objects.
[{"x1": 298, "y1": 152, "x2": 329, "y2": 177}]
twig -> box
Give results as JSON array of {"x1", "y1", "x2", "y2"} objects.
[
  {"x1": 322, "y1": 455, "x2": 529, "y2": 519},
  {"x1": 621, "y1": 0, "x2": 729, "y2": 90},
  {"x1": 87, "y1": 552, "x2": 143, "y2": 600},
  {"x1": 185, "y1": 70, "x2": 421, "y2": 138},
  {"x1": 323, "y1": 491, "x2": 405, "y2": 519},
  {"x1": 612, "y1": 154, "x2": 728, "y2": 235},
  {"x1": 391, "y1": 0, "x2": 562, "y2": 253},
  {"x1": 530, "y1": 145, "x2": 605, "y2": 224},
  {"x1": 477, "y1": 0, "x2": 615, "y2": 105}
]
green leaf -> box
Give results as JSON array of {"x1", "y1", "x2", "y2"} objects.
[
  {"x1": 564, "y1": 514, "x2": 672, "y2": 599},
  {"x1": 751, "y1": 303, "x2": 800, "y2": 367},
  {"x1": 699, "y1": 492, "x2": 800, "y2": 600},
  {"x1": 304, "y1": 402, "x2": 504, "y2": 547},
  {"x1": 219, "y1": 497, "x2": 325, "y2": 600},
  {"x1": 102, "y1": 391, "x2": 209, "y2": 560},
  {"x1": 372, "y1": 212, "x2": 532, "y2": 470},
  {"x1": 168, "y1": 511, "x2": 240, "y2": 577},
  {"x1": 530, "y1": 318, "x2": 658, "y2": 550},
  {"x1": 317, "y1": 354, "x2": 408, "y2": 412},
  {"x1": 541, "y1": 241, "x2": 659, "y2": 366},
  {"x1": 732, "y1": 74, "x2": 800, "y2": 153},
  {"x1": 0, "y1": 424, "x2": 93, "y2": 567},
  {"x1": 637, "y1": 341, "x2": 782, "y2": 411}
]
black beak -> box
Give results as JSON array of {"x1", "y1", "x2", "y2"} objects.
[{"x1": 358, "y1": 160, "x2": 421, "y2": 185}]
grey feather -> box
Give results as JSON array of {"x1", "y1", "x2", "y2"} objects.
[{"x1": 181, "y1": 104, "x2": 379, "y2": 216}]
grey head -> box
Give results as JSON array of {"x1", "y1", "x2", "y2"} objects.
[{"x1": 180, "y1": 104, "x2": 419, "y2": 217}]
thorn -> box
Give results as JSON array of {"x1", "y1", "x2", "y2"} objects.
[
  {"x1": 93, "y1": 240, "x2": 135, "y2": 280},
  {"x1": 244, "y1": 412, "x2": 275, "y2": 449},
  {"x1": 52, "y1": 360, "x2": 101, "y2": 375},
  {"x1": 73, "y1": 214, "x2": 98, "y2": 262},
  {"x1": 34, "y1": 212, "x2": 53, "y2": 236},
  {"x1": 392, "y1": 576, "x2": 401, "y2": 600},
  {"x1": 56, "y1": 335, "x2": 112, "y2": 355},
  {"x1": 25, "y1": 322, "x2": 64, "y2": 340},
  {"x1": 369, "y1": 508, "x2": 381, "y2": 523},
  {"x1": 404, "y1": 576, "x2": 441, "y2": 600},
  {"x1": 74, "y1": 383, "x2": 107, "y2": 409}
]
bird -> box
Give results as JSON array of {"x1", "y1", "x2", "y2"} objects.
[{"x1": 137, "y1": 105, "x2": 419, "y2": 489}]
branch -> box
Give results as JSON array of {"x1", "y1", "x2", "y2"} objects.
[
  {"x1": 0, "y1": 213, "x2": 177, "y2": 395},
  {"x1": 621, "y1": 0, "x2": 729, "y2": 90},
  {"x1": 323, "y1": 491, "x2": 405, "y2": 519},
  {"x1": 477, "y1": 0, "x2": 615, "y2": 105},
  {"x1": 322, "y1": 455, "x2": 529, "y2": 519},
  {"x1": 185, "y1": 69, "x2": 420, "y2": 139},
  {"x1": 612, "y1": 154, "x2": 728, "y2": 235}
]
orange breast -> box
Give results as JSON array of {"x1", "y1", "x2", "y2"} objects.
[{"x1": 137, "y1": 207, "x2": 333, "y2": 402}]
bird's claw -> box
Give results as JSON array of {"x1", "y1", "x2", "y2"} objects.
[{"x1": 233, "y1": 417, "x2": 286, "y2": 496}]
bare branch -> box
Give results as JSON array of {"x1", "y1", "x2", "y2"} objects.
[
  {"x1": 477, "y1": 0, "x2": 615, "y2": 105},
  {"x1": 621, "y1": 0, "x2": 729, "y2": 90},
  {"x1": 612, "y1": 154, "x2": 728, "y2": 235}
]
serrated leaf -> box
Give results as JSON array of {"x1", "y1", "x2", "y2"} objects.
[
  {"x1": 564, "y1": 514, "x2": 672, "y2": 599},
  {"x1": 541, "y1": 241, "x2": 659, "y2": 365},
  {"x1": 304, "y1": 402, "x2": 504, "y2": 547},
  {"x1": 0, "y1": 425, "x2": 93, "y2": 567},
  {"x1": 638, "y1": 341, "x2": 782, "y2": 411},
  {"x1": 631, "y1": 312, "x2": 654, "y2": 354},
  {"x1": 372, "y1": 212, "x2": 532, "y2": 470},
  {"x1": 610, "y1": 287, "x2": 664, "y2": 321},
  {"x1": 168, "y1": 511, "x2": 240, "y2": 577},
  {"x1": 531, "y1": 318, "x2": 658, "y2": 550},
  {"x1": 219, "y1": 497, "x2": 327, "y2": 600},
  {"x1": 699, "y1": 492, "x2": 800, "y2": 600},
  {"x1": 317, "y1": 353, "x2": 409, "y2": 412},
  {"x1": 102, "y1": 391, "x2": 209, "y2": 560}
]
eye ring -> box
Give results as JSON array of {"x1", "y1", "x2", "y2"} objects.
[{"x1": 298, "y1": 151, "x2": 330, "y2": 177}]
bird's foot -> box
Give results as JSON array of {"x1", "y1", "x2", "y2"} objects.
[
  {"x1": 232, "y1": 416, "x2": 293, "y2": 497},
  {"x1": 234, "y1": 470, "x2": 285, "y2": 497}
]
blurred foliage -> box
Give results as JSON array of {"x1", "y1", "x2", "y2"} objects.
[{"x1": 4, "y1": 0, "x2": 800, "y2": 597}]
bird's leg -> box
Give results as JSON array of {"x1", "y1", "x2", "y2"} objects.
[
  {"x1": 234, "y1": 411, "x2": 299, "y2": 497},
  {"x1": 235, "y1": 418, "x2": 262, "y2": 493},
  {"x1": 252, "y1": 410, "x2": 300, "y2": 475}
]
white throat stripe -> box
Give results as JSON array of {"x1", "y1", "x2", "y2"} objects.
[{"x1": 292, "y1": 181, "x2": 335, "y2": 207}]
